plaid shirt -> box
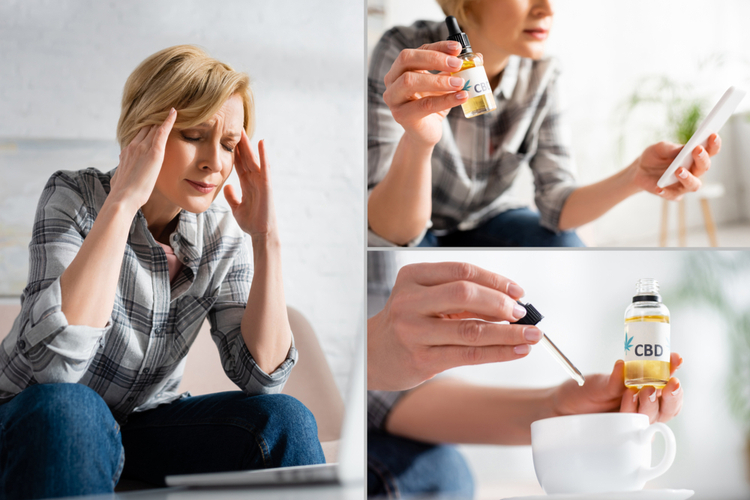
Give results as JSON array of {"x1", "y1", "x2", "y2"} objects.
[
  {"x1": 368, "y1": 20, "x2": 578, "y2": 246},
  {"x1": 367, "y1": 251, "x2": 407, "y2": 430},
  {"x1": 0, "y1": 168, "x2": 296, "y2": 423}
]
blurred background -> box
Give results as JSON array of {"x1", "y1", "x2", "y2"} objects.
[
  {"x1": 367, "y1": 0, "x2": 750, "y2": 247},
  {"x1": 380, "y1": 249, "x2": 750, "y2": 499},
  {"x1": 0, "y1": 0, "x2": 364, "y2": 396}
]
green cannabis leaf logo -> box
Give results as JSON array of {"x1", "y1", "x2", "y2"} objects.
[
  {"x1": 624, "y1": 333, "x2": 634, "y2": 353},
  {"x1": 462, "y1": 80, "x2": 471, "y2": 92}
]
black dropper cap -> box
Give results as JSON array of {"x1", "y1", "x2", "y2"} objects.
[
  {"x1": 446, "y1": 16, "x2": 471, "y2": 54},
  {"x1": 512, "y1": 301, "x2": 544, "y2": 326}
]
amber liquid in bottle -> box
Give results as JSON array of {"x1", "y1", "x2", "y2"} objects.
[
  {"x1": 451, "y1": 54, "x2": 497, "y2": 118},
  {"x1": 624, "y1": 315, "x2": 670, "y2": 389},
  {"x1": 623, "y1": 278, "x2": 671, "y2": 390}
]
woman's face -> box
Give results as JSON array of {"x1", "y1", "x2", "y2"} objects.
[
  {"x1": 156, "y1": 93, "x2": 244, "y2": 214},
  {"x1": 468, "y1": 0, "x2": 554, "y2": 60}
]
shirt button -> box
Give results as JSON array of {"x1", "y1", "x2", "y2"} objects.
[
  {"x1": 127, "y1": 396, "x2": 134, "y2": 402},
  {"x1": 17, "y1": 339, "x2": 25, "y2": 350},
  {"x1": 143, "y1": 367, "x2": 150, "y2": 374},
  {"x1": 154, "y1": 327, "x2": 162, "y2": 334}
]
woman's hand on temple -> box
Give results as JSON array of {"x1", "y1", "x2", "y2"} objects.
[
  {"x1": 552, "y1": 352, "x2": 684, "y2": 424},
  {"x1": 382, "y1": 41, "x2": 469, "y2": 147},
  {"x1": 632, "y1": 134, "x2": 721, "y2": 201},
  {"x1": 224, "y1": 131, "x2": 279, "y2": 240},
  {"x1": 110, "y1": 108, "x2": 177, "y2": 212}
]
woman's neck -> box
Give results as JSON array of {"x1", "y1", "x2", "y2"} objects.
[
  {"x1": 464, "y1": 27, "x2": 511, "y2": 91},
  {"x1": 141, "y1": 193, "x2": 182, "y2": 245}
]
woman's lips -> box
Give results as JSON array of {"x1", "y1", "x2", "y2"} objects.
[
  {"x1": 524, "y1": 29, "x2": 549, "y2": 41},
  {"x1": 186, "y1": 179, "x2": 215, "y2": 194}
]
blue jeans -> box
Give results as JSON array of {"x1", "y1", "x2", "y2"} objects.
[
  {"x1": 418, "y1": 207, "x2": 585, "y2": 247},
  {"x1": 0, "y1": 383, "x2": 325, "y2": 499},
  {"x1": 367, "y1": 430, "x2": 474, "y2": 499}
]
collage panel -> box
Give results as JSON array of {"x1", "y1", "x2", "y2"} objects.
[
  {"x1": 367, "y1": 249, "x2": 750, "y2": 499},
  {"x1": 367, "y1": 1, "x2": 750, "y2": 248},
  {"x1": 0, "y1": 1, "x2": 364, "y2": 499}
]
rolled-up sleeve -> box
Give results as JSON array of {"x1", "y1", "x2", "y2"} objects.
[
  {"x1": 208, "y1": 235, "x2": 296, "y2": 395},
  {"x1": 367, "y1": 29, "x2": 431, "y2": 247},
  {"x1": 16, "y1": 171, "x2": 113, "y2": 384},
  {"x1": 529, "y1": 66, "x2": 578, "y2": 232}
]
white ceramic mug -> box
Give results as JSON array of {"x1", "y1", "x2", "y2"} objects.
[{"x1": 530, "y1": 413, "x2": 676, "y2": 495}]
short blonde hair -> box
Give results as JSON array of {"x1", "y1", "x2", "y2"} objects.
[
  {"x1": 116, "y1": 45, "x2": 253, "y2": 149},
  {"x1": 436, "y1": 0, "x2": 479, "y2": 29}
]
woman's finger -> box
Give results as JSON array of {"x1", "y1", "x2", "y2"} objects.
[
  {"x1": 619, "y1": 386, "x2": 640, "y2": 414},
  {"x1": 258, "y1": 139, "x2": 270, "y2": 174},
  {"x1": 223, "y1": 184, "x2": 241, "y2": 209},
  {"x1": 384, "y1": 43, "x2": 463, "y2": 86},
  {"x1": 129, "y1": 125, "x2": 151, "y2": 148},
  {"x1": 152, "y1": 108, "x2": 177, "y2": 150},
  {"x1": 385, "y1": 72, "x2": 466, "y2": 106},
  {"x1": 688, "y1": 144, "x2": 711, "y2": 178},
  {"x1": 238, "y1": 129, "x2": 261, "y2": 174},
  {"x1": 429, "y1": 343, "x2": 532, "y2": 373},
  {"x1": 637, "y1": 386, "x2": 660, "y2": 424},
  {"x1": 413, "y1": 280, "x2": 526, "y2": 322},
  {"x1": 669, "y1": 352, "x2": 683, "y2": 376},
  {"x1": 705, "y1": 133, "x2": 721, "y2": 156},
  {"x1": 416, "y1": 319, "x2": 540, "y2": 348},
  {"x1": 668, "y1": 166, "x2": 702, "y2": 193},
  {"x1": 393, "y1": 91, "x2": 468, "y2": 122},
  {"x1": 398, "y1": 262, "x2": 525, "y2": 299},
  {"x1": 657, "y1": 377, "x2": 683, "y2": 422}
]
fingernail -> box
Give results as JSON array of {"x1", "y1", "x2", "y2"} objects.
[
  {"x1": 450, "y1": 77, "x2": 464, "y2": 88},
  {"x1": 524, "y1": 326, "x2": 542, "y2": 342},
  {"x1": 698, "y1": 145, "x2": 705, "y2": 155},
  {"x1": 514, "y1": 344, "x2": 530, "y2": 355},
  {"x1": 512, "y1": 304, "x2": 527, "y2": 320},
  {"x1": 632, "y1": 392, "x2": 639, "y2": 403},
  {"x1": 455, "y1": 91, "x2": 468, "y2": 100},
  {"x1": 447, "y1": 57, "x2": 462, "y2": 69},
  {"x1": 169, "y1": 107, "x2": 176, "y2": 116},
  {"x1": 678, "y1": 168, "x2": 688, "y2": 179},
  {"x1": 448, "y1": 41, "x2": 461, "y2": 51},
  {"x1": 508, "y1": 283, "x2": 525, "y2": 299},
  {"x1": 649, "y1": 390, "x2": 657, "y2": 403},
  {"x1": 671, "y1": 385, "x2": 682, "y2": 397}
]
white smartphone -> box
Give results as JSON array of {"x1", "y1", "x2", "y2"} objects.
[{"x1": 657, "y1": 86, "x2": 746, "y2": 189}]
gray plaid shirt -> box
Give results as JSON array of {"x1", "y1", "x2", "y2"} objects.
[
  {"x1": 0, "y1": 168, "x2": 296, "y2": 423},
  {"x1": 368, "y1": 20, "x2": 578, "y2": 246}
]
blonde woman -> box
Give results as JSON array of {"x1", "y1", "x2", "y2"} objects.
[
  {"x1": 368, "y1": 0, "x2": 721, "y2": 247},
  {"x1": 0, "y1": 46, "x2": 324, "y2": 498}
]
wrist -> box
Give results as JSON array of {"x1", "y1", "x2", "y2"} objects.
[
  {"x1": 251, "y1": 231, "x2": 281, "y2": 253},
  {"x1": 401, "y1": 130, "x2": 439, "y2": 151},
  {"x1": 622, "y1": 161, "x2": 643, "y2": 196}
]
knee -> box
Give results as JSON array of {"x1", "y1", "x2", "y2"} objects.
[
  {"x1": 7, "y1": 383, "x2": 117, "y2": 440},
  {"x1": 415, "y1": 445, "x2": 474, "y2": 496},
  {"x1": 248, "y1": 394, "x2": 324, "y2": 467}
]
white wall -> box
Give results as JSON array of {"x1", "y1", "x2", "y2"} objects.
[
  {"x1": 368, "y1": 0, "x2": 750, "y2": 246},
  {"x1": 395, "y1": 250, "x2": 750, "y2": 499},
  {"x1": 0, "y1": 0, "x2": 364, "y2": 394}
]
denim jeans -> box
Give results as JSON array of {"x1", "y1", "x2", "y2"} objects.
[
  {"x1": 0, "y1": 383, "x2": 325, "y2": 499},
  {"x1": 367, "y1": 430, "x2": 474, "y2": 499},
  {"x1": 418, "y1": 207, "x2": 585, "y2": 247}
]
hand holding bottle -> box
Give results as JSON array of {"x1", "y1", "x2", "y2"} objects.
[{"x1": 382, "y1": 41, "x2": 469, "y2": 147}]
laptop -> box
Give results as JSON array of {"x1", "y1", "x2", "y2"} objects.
[{"x1": 165, "y1": 336, "x2": 365, "y2": 487}]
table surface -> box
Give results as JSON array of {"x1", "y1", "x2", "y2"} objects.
[{"x1": 55, "y1": 482, "x2": 365, "y2": 500}]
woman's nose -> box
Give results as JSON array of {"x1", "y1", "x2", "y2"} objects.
[
  {"x1": 199, "y1": 143, "x2": 224, "y2": 172},
  {"x1": 532, "y1": 0, "x2": 554, "y2": 17}
]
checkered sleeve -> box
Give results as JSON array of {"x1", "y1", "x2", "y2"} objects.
[
  {"x1": 15, "y1": 171, "x2": 113, "y2": 384},
  {"x1": 207, "y1": 232, "x2": 296, "y2": 395},
  {"x1": 368, "y1": 390, "x2": 408, "y2": 430},
  {"x1": 529, "y1": 62, "x2": 578, "y2": 232},
  {"x1": 367, "y1": 27, "x2": 430, "y2": 247}
]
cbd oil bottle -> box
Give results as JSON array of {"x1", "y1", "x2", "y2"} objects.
[
  {"x1": 445, "y1": 16, "x2": 496, "y2": 118},
  {"x1": 624, "y1": 278, "x2": 671, "y2": 389}
]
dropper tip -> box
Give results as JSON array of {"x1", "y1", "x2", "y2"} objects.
[{"x1": 445, "y1": 16, "x2": 461, "y2": 36}]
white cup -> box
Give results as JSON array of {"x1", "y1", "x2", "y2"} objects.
[{"x1": 530, "y1": 413, "x2": 676, "y2": 495}]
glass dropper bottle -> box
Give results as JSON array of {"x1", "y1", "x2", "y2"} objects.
[{"x1": 445, "y1": 15, "x2": 497, "y2": 118}]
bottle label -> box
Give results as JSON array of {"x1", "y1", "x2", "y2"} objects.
[
  {"x1": 624, "y1": 322, "x2": 670, "y2": 362},
  {"x1": 453, "y1": 66, "x2": 493, "y2": 99}
]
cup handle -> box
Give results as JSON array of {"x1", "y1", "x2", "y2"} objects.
[{"x1": 637, "y1": 422, "x2": 677, "y2": 484}]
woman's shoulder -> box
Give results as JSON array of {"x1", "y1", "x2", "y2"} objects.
[
  {"x1": 511, "y1": 55, "x2": 563, "y2": 99},
  {"x1": 41, "y1": 167, "x2": 113, "y2": 211}
]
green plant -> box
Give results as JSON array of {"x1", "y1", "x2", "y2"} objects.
[{"x1": 667, "y1": 251, "x2": 750, "y2": 433}]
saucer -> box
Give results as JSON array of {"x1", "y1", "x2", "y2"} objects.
[{"x1": 503, "y1": 489, "x2": 694, "y2": 500}]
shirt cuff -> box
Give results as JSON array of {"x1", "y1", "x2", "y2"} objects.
[
  {"x1": 232, "y1": 331, "x2": 298, "y2": 395},
  {"x1": 18, "y1": 276, "x2": 112, "y2": 362},
  {"x1": 367, "y1": 224, "x2": 429, "y2": 248},
  {"x1": 538, "y1": 183, "x2": 578, "y2": 233}
]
